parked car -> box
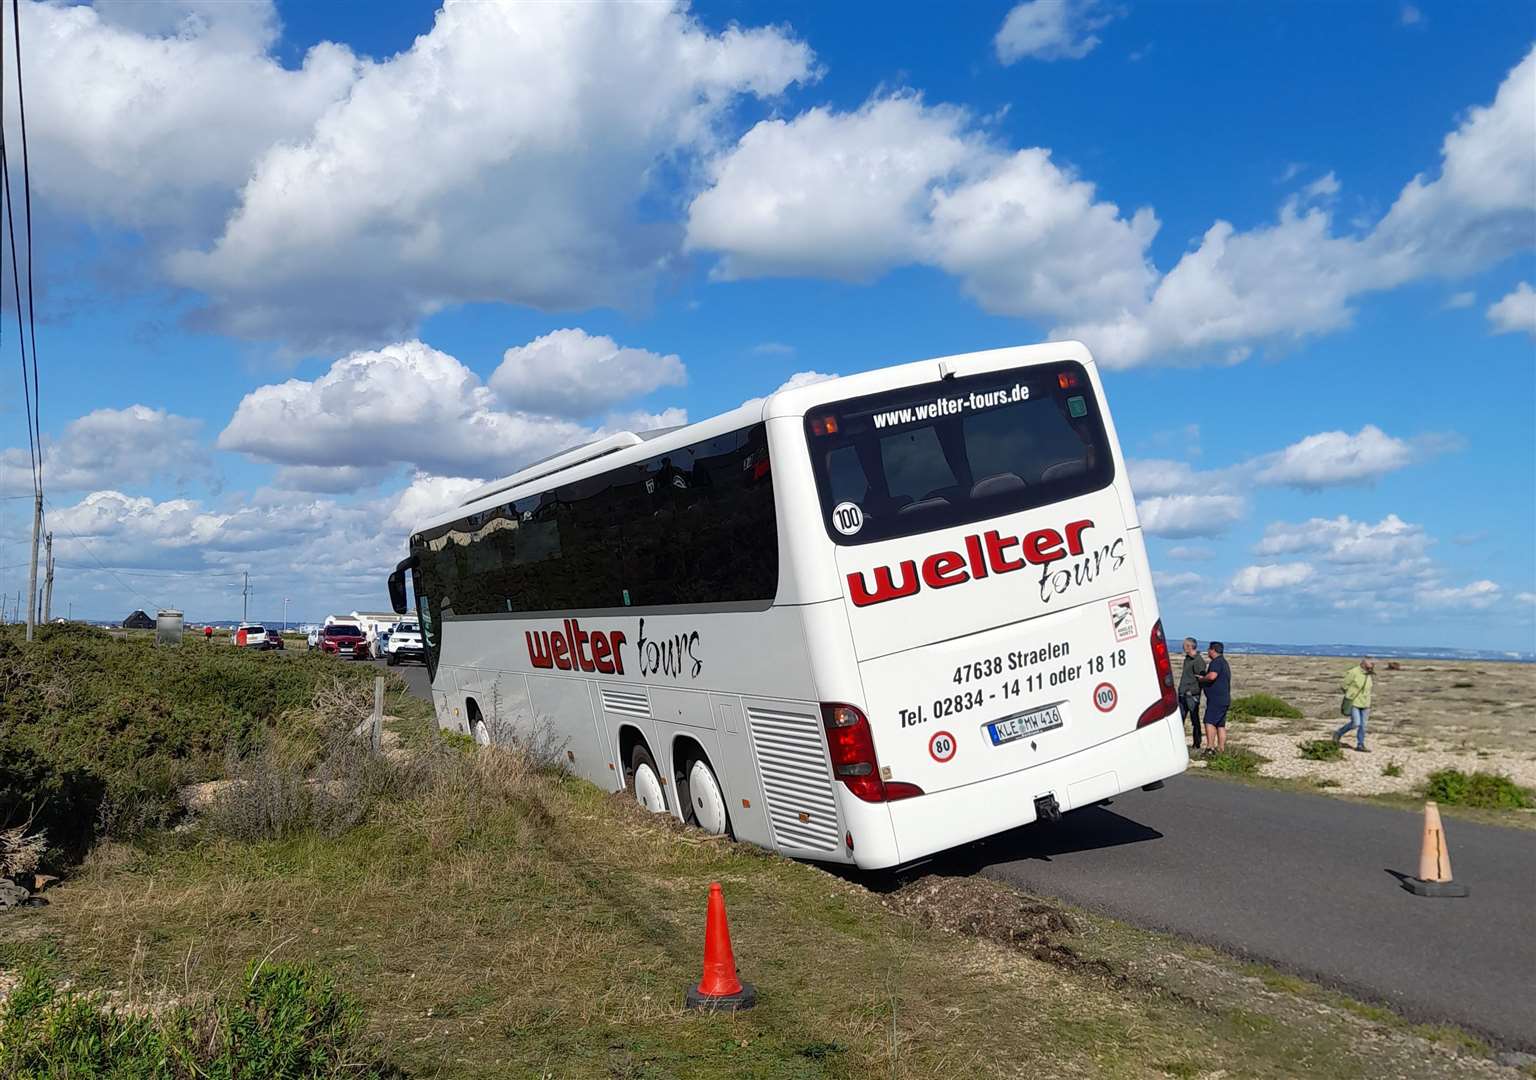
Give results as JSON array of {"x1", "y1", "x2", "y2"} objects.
[
  {"x1": 232, "y1": 623, "x2": 268, "y2": 648},
  {"x1": 318, "y1": 624, "x2": 370, "y2": 660},
  {"x1": 384, "y1": 621, "x2": 425, "y2": 666},
  {"x1": 306, "y1": 627, "x2": 321, "y2": 649}
]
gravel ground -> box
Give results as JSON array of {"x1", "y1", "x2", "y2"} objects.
[{"x1": 1180, "y1": 652, "x2": 1536, "y2": 799}]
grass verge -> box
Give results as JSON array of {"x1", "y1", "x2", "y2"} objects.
[{"x1": 7, "y1": 710, "x2": 1512, "y2": 1078}]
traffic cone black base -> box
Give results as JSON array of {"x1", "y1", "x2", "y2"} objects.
[
  {"x1": 685, "y1": 981, "x2": 757, "y2": 1011},
  {"x1": 1402, "y1": 877, "x2": 1469, "y2": 898}
]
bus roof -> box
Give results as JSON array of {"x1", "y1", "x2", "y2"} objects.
[{"x1": 408, "y1": 340, "x2": 1093, "y2": 537}]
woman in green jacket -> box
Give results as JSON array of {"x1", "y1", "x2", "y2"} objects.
[{"x1": 1333, "y1": 657, "x2": 1375, "y2": 751}]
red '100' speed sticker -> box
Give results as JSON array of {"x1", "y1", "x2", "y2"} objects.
[
  {"x1": 929, "y1": 731, "x2": 957, "y2": 762},
  {"x1": 1093, "y1": 683, "x2": 1118, "y2": 712}
]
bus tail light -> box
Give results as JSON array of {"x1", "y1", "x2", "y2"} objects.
[
  {"x1": 821, "y1": 704, "x2": 923, "y2": 802},
  {"x1": 1137, "y1": 619, "x2": 1179, "y2": 728}
]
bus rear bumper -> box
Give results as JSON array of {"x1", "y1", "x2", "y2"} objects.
[{"x1": 858, "y1": 713, "x2": 1188, "y2": 870}]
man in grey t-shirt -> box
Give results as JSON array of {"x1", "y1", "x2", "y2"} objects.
[{"x1": 1178, "y1": 637, "x2": 1206, "y2": 750}]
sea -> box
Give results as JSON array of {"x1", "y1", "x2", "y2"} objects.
[{"x1": 1177, "y1": 639, "x2": 1534, "y2": 664}]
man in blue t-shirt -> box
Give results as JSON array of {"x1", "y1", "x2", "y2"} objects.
[{"x1": 1199, "y1": 640, "x2": 1232, "y2": 755}]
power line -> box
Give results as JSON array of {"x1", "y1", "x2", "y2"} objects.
[
  {"x1": 9, "y1": 0, "x2": 38, "y2": 492},
  {"x1": 42, "y1": 498, "x2": 164, "y2": 613},
  {"x1": 0, "y1": 8, "x2": 35, "y2": 500}
]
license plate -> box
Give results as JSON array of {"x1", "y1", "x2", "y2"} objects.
[{"x1": 987, "y1": 704, "x2": 1065, "y2": 745}]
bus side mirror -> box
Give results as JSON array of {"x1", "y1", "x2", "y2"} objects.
[{"x1": 388, "y1": 555, "x2": 417, "y2": 615}]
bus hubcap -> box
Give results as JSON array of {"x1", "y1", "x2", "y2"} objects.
[
  {"x1": 633, "y1": 763, "x2": 666, "y2": 813},
  {"x1": 688, "y1": 761, "x2": 727, "y2": 835}
]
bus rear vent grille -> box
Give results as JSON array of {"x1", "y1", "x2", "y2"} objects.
[
  {"x1": 746, "y1": 705, "x2": 840, "y2": 854},
  {"x1": 601, "y1": 688, "x2": 650, "y2": 719}
]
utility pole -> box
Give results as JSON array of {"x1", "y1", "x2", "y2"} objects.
[
  {"x1": 42, "y1": 532, "x2": 53, "y2": 623},
  {"x1": 241, "y1": 570, "x2": 251, "y2": 623},
  {"x1": 24, "y1": 491, "x2": 41, "y2": 642},
  {"x1": 283, "y1": 596, "x2": 290, "y2": 634}
]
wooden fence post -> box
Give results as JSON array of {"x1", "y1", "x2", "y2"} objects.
[{"x1": 372, "y1": 676, "x2": 384, "y2": 753}]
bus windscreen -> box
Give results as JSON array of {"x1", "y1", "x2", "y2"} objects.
[{"x1": 803, "y1": 361, "x2": 1114, "y2": 545}]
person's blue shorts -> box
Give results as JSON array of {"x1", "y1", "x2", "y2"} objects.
[{"x1": 1205, "y1": 702, "x2": 1229, "y2": 728}]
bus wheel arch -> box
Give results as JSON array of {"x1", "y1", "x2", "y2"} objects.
[
  {"x1": 673, "y1": 737, "x2": 731, "y2": 838},
  {"x1": 619, "y1": 726, "x2": 667, "y2": 815}
]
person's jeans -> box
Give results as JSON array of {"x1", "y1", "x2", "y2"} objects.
[
  {"x1": 1335, "y1": 706, "x2": 1368, "y2": 748},
  {"x1": 1179, "y1": 693, "x2": 1202, "y2": 747}
]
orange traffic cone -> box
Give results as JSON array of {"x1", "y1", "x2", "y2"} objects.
[
  {"x1": 685, "y1": 882, "x2": 757, "y2": 1011},
  {"x1": 1402, "y1": 801, "x2": 1468, "y2": 897}
]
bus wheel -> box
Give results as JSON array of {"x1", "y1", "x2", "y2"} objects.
[
  {"x1": 630, "y1": 746, "x2": 667, "y2": 814},
  {"x1": 686, "y1": 758, "x2": 730, "y2": 837},
  {"x1": 469, "y1": 710, "x2": 492, "y2": 747}
]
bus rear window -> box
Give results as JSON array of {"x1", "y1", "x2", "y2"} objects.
[{"x1": 804, "y1": 362, "x2": 1114, "y2": 545}]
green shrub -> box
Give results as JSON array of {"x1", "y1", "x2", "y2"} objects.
[
  {"x1": 1424, "y1": 769, "x2": 1532, "y2": 810},
  {"x1": 1382, "y1": 762, "x2": 1403, "y2": 778},
  {"x1": 0, "y1": 624, "x2": 398, "y2": 868},
  {"x1": 0, "y1": 962, "x2": 404, "y2": 1078},
  {"x1": 1229, "y1": 693, "x2": 1303, "y2": 720},
  {"x1": 1298, "y1": 739, "x2": 1344, "y2": 762},
  {"x1": 1205, "y1": 748, "x2": 1268, "y2": 775}
]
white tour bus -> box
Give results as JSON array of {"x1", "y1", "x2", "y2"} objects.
[{"x1": 388, "y1": 342, "x2": 1187, "y2": 869}]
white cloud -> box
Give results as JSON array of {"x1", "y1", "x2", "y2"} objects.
[
  {"x1": 217, "y1": 339, "x2": 590, "y2": 480},
  {"x1": 686, "y1": 95, "x2": 1157, "y2": 333},
  {"x1": 1136, "y1": 494, "x2": 1246, "y2": 538},
  {"x1": 1230, "y1": 562, "x2": 1314, "y2": 594},
  {"x1": 488, "y1": 329, "x2": 685, "y2": 419},
  {"x1": 1486, "y1": 281, "x2": 1536, "y2": 339},
  {"x1": 271, "y1": 465, "x2": 393, "y2": 494},
  {"x1": 385, "y1": 473, "x2": 486, "y2": 533},
  {"x1": 0, "y1": 405, "x2": 212, "y2": 495},
  {"x1": 690, "y1": 47, "x2": 1535, "y2": 369},
  {"x1": 218, "y1": 335, "x2": 690, "y2": 486},
  {"x1": 1303, "y1": 171, "x2": 1340, "y2": 200},
  {"x1": 1128, "y1": 458, "x2": 1205, "y2": 498},
  {"x1": 1443, "y1": 290, "x2": 1476, "y2": 309},
  {"x1": 1254, "y1": 425, "x2": 1415, "y2": 489},
  {"x1": 1153, "y1": 569, "x2": 1204, "y2": 592},
  {"x1": 775, "y1": 371, "x2": 839, "y2": 392},
  {"x1": 994, "y1": 0, "x2": 1120, "y2": 64},
  {"x1": 1253, "y1": 514, "x2": 1432, "y2": 566},
  {"x1": 166, "y1": 3, "x2": 814, "y2": 348},
  {"x1": 687, "y1": 96, "x2": 981, "y2": 282},
  {"x1": 16, "y1": 0, "x2": 360, "y2": 237},
  {"x1": 1400, "y1": 4, "x2": 1424, "y2": 26},
  {"x1": 1416, "y1": 580, "x2": 1501, "y2": 610},
  {"x1": 1166, "y1": 545, "x2": 1215, "y2": 561},
  {"x1": 599, "y1": 407, "x2": 690, "y2": 436},
  {"x1": 1225, "y1": 512, "x2": 1513, "y2": 621}
]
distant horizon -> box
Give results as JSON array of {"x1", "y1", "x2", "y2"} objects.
[{"x1": 9, "y1": 613, "x2": 1530, "y2": 662}]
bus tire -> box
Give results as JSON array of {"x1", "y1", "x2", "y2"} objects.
[
  {"x1": 629, "y1": 745, "x2": 668, "y2": 815},
  {"x1": 468, "y1": 703, "x2": 492, "y2": 747},
  {"x1": 684, "y1": 757, "x2": 731, "y2": 837}
]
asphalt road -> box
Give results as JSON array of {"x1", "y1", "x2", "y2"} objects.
[
  {"x1": 941, "y1": 775, "x2": 1536, "y2": 1051},
  {"x1": 381, "y1": 661, "x2": 1534, "y2": 1049}
]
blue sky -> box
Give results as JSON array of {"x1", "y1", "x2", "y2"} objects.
[{"x1": 0, "y1": 0, "x2": 1531, "y2": 651}]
